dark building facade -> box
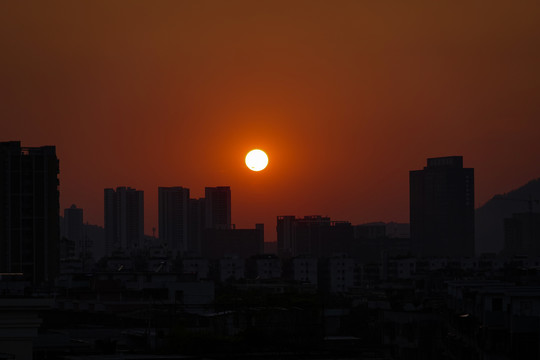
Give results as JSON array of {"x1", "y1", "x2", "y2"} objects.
[
  {"x1": 104, "y1": 186, "x2": 144, "y2": 255},
  {"x1": 202, "y1": 224, "x2": 264, "y2": 260},
  {"x1": 158, "y1": 186, "x2": 190, "y2": 256},
  {"x1": 277, "y1": 215, "x2": 295, "y2": 258},
  {"x1": 188, "y1": 197, "x2": 205, "y2": 256},
  {"x1": 277, "y1": 215, "x2": 353, "y2": 258},
  {"x1": 410, "y1": 156, "x2": 474, "y2": 257},
  {"x1": 294, "y1": 216, "x2": 331, "y2": 258},
  {"x1": 503, "y1": 212, "x2": 540, "y2": 257},
  {"x1": 0, "y1": 141, "x2": 59, "y2": 285},
  {"x1": 64, "y1": 204, "x2": 84, "y2": 257},
  {"x1": 205, "y1": 186, "x2": 231, "y2": 229}
]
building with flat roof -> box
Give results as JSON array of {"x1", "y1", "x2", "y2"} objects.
[
  {"x1": 277, "y1": 215, "x2": 353, "y2": 258},
  {"x1": 205, "y1": 186, "x2": 231, "y2": 229},
  {"x1": 158, "y1": 186, "x2": 190, "y2": 256},
  {"x1": 410, "y1": 156, "x2": 474, "y2": 257},
  {"x1": 104, "y1": 186, "x2": 144, "y2": 255},
  {"x1": 64, "y1": 204, "x2": 84, "y2": 257},
  {"x1": 202, "y1": 224, "x2": 264, "y2": 260},
  {"x1": 0, "y1": 141, "x2": 59, "y2": 285}
]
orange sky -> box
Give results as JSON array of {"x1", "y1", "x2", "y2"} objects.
[{"x1": 1, "y1": 1, "x2": 540, "y2": 242}]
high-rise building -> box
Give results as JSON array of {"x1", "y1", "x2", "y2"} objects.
[
  {"x1": 205, "y1": 186, "x2": 231, "y2": 229},
  {"x1": 64, "y1": 204, "x2": 84, "y2": 256},
  {"x1": 410, "y1": 156, "x2": 475, "y2": 257},
  {"x1": 104, "y1": 187, "x2": 144, "y2": 254},
  {"x1": 188, "y1": 197, "x2": 205, "y2": 256},
  {"x1": 0, "y1": 141, "x2": 59, "y2": 285},
  {"x1": 158, "y1": 186, "x2": 189, "y2": 255},
  {"x1": 277, "y1": 215, "x2": 295, "y2": 258},
  {"x1": 293, "y1": 216, "x2": 331, "y2": 258}
]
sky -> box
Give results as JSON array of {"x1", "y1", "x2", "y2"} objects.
[{"x1": 1, "y1": 1, "x2": 540, "y2": 242}]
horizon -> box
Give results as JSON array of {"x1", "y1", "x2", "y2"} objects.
[{"x1": 52, "y1": 162, "x2": 538, "y2": 236}]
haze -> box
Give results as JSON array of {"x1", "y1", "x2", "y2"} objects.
[{"x1": 1, "y1": 1, "x2": 539, "y2": 241}]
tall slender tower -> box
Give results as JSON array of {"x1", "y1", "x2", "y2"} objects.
[
  {"x1": 205, "y1": 186, "x2": 231, "y2": 229},
  {"x1": 158, "y1": 186, "x2": 190, "y2": 255},
  {"x1": 410, "y1": 156, "x2": 475, "y2": 257},
  {"x1": 188, "y1": 197, "x2": 205, "y2": 256},
  {"x1": 64, "y1": 204, "x2": 84, "y2": 256},
  {"x1": 0, "y1": 141, "x2": 60, "y2": 285},
  {"x1": 277, "y1": 216, "x2": 296, "y2": 258},
  {"x1": 104, "y1": 187, "x2": 144, "y2": 254}
]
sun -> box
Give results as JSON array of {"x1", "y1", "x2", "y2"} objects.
[{"x1": 245, "y1": 149, "x2": 268, "y2": 171}]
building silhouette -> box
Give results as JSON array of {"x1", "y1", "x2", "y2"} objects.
[
  {"x1": 64, "y1": 204, "x2": 84, "y2": 257},
  {"x1": 202, "y1": 224, "x2": 264, "y2": 260},
  {"x1": 277, "y1": 215, "x2": 353, "y2": 258},
  {"x1": 188, "y1": 197, "x2": 205, "y2": 256},
  {"x1": 0, "y1": 141, "x2": 59, "y2": 285},
  {"x1": 503, "y1": 212, "x2": 540, "y2": 257},
  {"x1": 410, "y1": 156, "x2": 474, "y2": 257},
  {"x1": 205, "y1": 186, "x2": 231, "y2": 229},
  {"x1": 104, "y1": 187, "x2": 144, "y2": 255},
  {"x1": 158, "y1": 186, "x2": 189, "y2": 256},
  {"x1": 277, "y1": 215, "x2": 296, "y2": 258},
  {"x1": 277, "y1": 216, "x2": 332, "y2": 258}
]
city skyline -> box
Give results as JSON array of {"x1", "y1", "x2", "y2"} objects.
[
  {"x1": 2, "y1": 1, "x2": 540, "y2": 242},
  {"x1": 33, "y1": 151, "x2": 540, "y2": 244}
]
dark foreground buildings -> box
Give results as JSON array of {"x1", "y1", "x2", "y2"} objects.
[
  {"x1": 410, "y1": 156, "x2": 475, "y2": 257},
  {"x1": 0, "y1": 141, "x2": 59, "y2": 285},
  {"x1": 503, "y1": 212, "x2": 540, "y2": 257}
]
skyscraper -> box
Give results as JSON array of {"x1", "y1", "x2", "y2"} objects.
[
  {"x1": 0, "y1": 141, "x2": 59, "y2": 285},
  {"x1": 277, "y1": 215, "x2": 295, "y2": 258},
  {"x1": 104, "y1": 187, "x2": 144, "y2": 254},
  {"x1": 205, "y1": 186, "x2": 231, "y2": 229},
  {"x1": 64, "y1": 204, "x2": 84, "y2": 256},
  {"x1": 410, "y1": 156, "x2": 475, "y2": 257},
  {"x1": 188, "y1": 197, "x2": 205, "y2": 256},
  {"x1": 158, "y1": 186, "x2": 189, "y2": 255}
]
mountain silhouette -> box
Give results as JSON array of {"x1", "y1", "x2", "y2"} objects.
[{"x1": 476, "y1": 178, "x2": 540, "y2": 255}]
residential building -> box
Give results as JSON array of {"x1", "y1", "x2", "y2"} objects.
[
  {"x1": 503, "y1": 212, "x2": 540, "y2": 257},
  {"x1": 410, "y1": 156, "x2": 474, "y2": 257},
  {"x1": 202, "y1": 224, "x2": 264, "y2": 259},
  {"x1": 158, "y1": 186, "x2": 189, "y2": 256},
  {"x1": 218, "y1": 257, "x2": 245, "y2": 282},
  {"x1": 292, "y1": 256, "x2": 318, "y2": 285},
  {"x1": 104, "y1": 186, "x2": 144, "y2": 254},
  {"x1": 0, "y1": 141, "x2": 59, "y2": 285},
  {"x1": 276, "y1": 215, "x2": 295, "y2": 258},
  {"x1": 277, "y1": 215, "x2": 353, "y2": 258},
  {"x1": 188, "y1": 197, "x2": 205, "y2": 256},
  {"x1": 64, "y1": 204, "x2": 84, "y2": 257},
  {"x1": 205, "y1": 186, "x2": 231, "y2": 229}
]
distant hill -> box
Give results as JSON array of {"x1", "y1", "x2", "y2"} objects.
[{"x1": 475, "y1": 178, "x2": 540, "y2": 255}]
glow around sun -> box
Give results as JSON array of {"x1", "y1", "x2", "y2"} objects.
[{"x1": 245, "y1": 149, "x2": 268, "y2": 171}]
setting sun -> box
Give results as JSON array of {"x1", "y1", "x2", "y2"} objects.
[{"x1": 245, "y1": 149, "x2": 268, "y2": 171}]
